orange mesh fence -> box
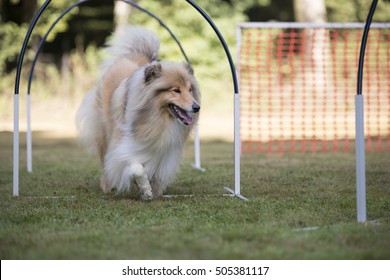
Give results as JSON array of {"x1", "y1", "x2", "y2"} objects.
[{"x1": 238, "y1": 23, "x2": 390, "y2": 155}]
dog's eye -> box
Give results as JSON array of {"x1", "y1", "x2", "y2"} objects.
[{"x1": 173, "y1": 88, "x2": 181, "y2": 94}]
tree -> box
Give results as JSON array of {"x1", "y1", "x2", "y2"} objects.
[
  {"x1": 293, "y1": 0, "x2": 326, "y2": 23},
  {"x1": 293, "y1": 0, "x2": 329, "y2": 89},
  {"x1": 114, "y1": 0, "x2": 131, "y2": 30}
]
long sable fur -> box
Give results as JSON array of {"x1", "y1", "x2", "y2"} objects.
[{"x1": 76, "y1": 26, "x2": 200, "y2": 199}]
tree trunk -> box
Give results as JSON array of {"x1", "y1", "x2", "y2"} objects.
[
  {"x1": 293, "y1": 0, "x2": 326, "y2": 23},
  {"x1": 22, "y1": 0, "x2": 37, "y2": 23},
  {"x1": 293, "y1": 0, "x2": 329, "y2": 90},
  {"x1": 114, "y1": 1, "x2": 131, "y2": 31}
]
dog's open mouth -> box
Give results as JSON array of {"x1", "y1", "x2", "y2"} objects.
[{"x1": 169, "y1": 104, "x2": 193, "y2": 125}]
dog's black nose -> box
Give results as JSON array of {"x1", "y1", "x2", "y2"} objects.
[{"x1": 192, "y1": 103, "x2": 200, "y2": 113}]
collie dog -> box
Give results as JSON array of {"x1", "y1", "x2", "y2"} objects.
[{"x1": 76, "y1": 26, "x2": 201, "y2": 200}]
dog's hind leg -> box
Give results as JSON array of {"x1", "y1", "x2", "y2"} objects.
[
  {"x1": 130, "y1": 163, "x2": 153, "y2": 200},
  {"x1": 151, "y1": 179, "x2": 164, "y2": 198},
  {"x1": 97, "y1": 131, "x2": 111, "y2": 193},
  {"x1": 100, "y1": 173, "x2": 111, "y2": 193}
]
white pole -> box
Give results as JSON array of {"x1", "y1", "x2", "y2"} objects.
[
  {"x1": 224, "y1": 93, "x2": 247, "y2": 201},
  {"x1": 355, "y1": 95, "x2": 366, "y2": 222},
  {"x1": 192, "y1": 125, "x2": 205, "y2": 172},
  {"x1": 193, "y1": 126, "x2": 200, "y2": 168},
  {"x1": 194, "y1": 126, "x2": 200, "y2": 168},
  {"x1": 234, "y1": 24, "x2": 242, "y2": 197},
  {"x1": 13, "y1": 94, "x2": 20, "y2": 197},
  {"x1": 234, "y1": 93, "x2": 241, "y2": 196},
  {"x1": 223, "y1": 94, "x2": 247, "y2": 202},
  {"x1": 27, "y1": 94, "x2": 32, "y2": 173},
  {"x1": 221, "y1": 24, "x2": 247, "y2": 201}
]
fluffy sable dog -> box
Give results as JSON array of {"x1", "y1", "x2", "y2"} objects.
[{"x1": 76, "y1": 26, "x2": 201, "y2": 200}]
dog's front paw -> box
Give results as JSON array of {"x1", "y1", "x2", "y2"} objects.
[{"x1": 140, "y1": 190, "x2": 153, "y2": 201}]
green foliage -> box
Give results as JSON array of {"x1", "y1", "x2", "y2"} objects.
[
  {"x1": 1, "y1": 0, "x2": 389, "y2": 104},
  {"x1": 0, "y1": 0, "x2": 79, "y2": 75},
  {"x1": 326, "y1": 0, "x2": 390, "y2": 22},
  {"x1": 128, "y1": 1, "x2": 242, "y2": 72},
  {"x1": 1, "y1": 0, "x2": 389, "y2": 78},
  {"x1": 33, "y1": 0, "x2": 75, "y2": 39},
  {"x1": 0, "y1": 21, "x2": 27, "y2": 74}
]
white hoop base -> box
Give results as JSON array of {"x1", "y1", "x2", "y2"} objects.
[{"x1": 223, "y1": 187, "x2": 248, "y2": 201}]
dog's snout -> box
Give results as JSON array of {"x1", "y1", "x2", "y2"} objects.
[{"x1": 192, "y1": 103, "x2": 200, "y2": 113}]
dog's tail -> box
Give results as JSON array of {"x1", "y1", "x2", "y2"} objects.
[{"x1": 101, "y1": 26, "x2": 160, "y2": 73}]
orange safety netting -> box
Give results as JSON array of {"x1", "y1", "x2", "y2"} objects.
[{"x1": 238, "y1": 23, "x2": 390, "y2": 155}]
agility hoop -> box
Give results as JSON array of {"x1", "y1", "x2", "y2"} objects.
[
  {"x1": 14, "y1": 0, "x2": 244, "y2": 199},
  {"x1": 355, "y1": 0, "x2": 378, "y2": 223},
  {"x1": 186, "y1": 0, "x2": 246, "y2": 200}
]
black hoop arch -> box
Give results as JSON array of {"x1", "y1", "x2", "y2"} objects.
[{"x1": 12, "y1": 0, "x2": 243, "y2": 200}]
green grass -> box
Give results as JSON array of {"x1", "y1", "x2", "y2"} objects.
[{"x1": 0, "y1": 131, "x2": 389, "y2": 259}]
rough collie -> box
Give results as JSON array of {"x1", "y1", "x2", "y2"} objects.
[{"x1": 76, "y1": 26, "x2": 201, "y2": 200}]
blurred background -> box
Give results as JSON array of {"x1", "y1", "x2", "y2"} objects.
[{"x1": 1, "y1": 0, "x2": 389, "y2": 140}]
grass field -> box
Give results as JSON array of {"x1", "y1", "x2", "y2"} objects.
[{"x1": 0, "y1": 131, "x2": 389, "y2": 259}]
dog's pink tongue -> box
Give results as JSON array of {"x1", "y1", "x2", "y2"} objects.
[{"x1": 177, "y1": 107, "x2": 193, "y2": 125}]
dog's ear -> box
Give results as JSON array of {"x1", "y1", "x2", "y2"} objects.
[
  {"x1": 144, "y1": 63, "x2": 162, "y2": 84},
  {"x1": 185, "y1": 63, "x2": 194, "y2": 75}
]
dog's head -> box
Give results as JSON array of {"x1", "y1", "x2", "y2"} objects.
[{"x1": 143, "y1": 61, "x2": 200, "y2": 126}]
